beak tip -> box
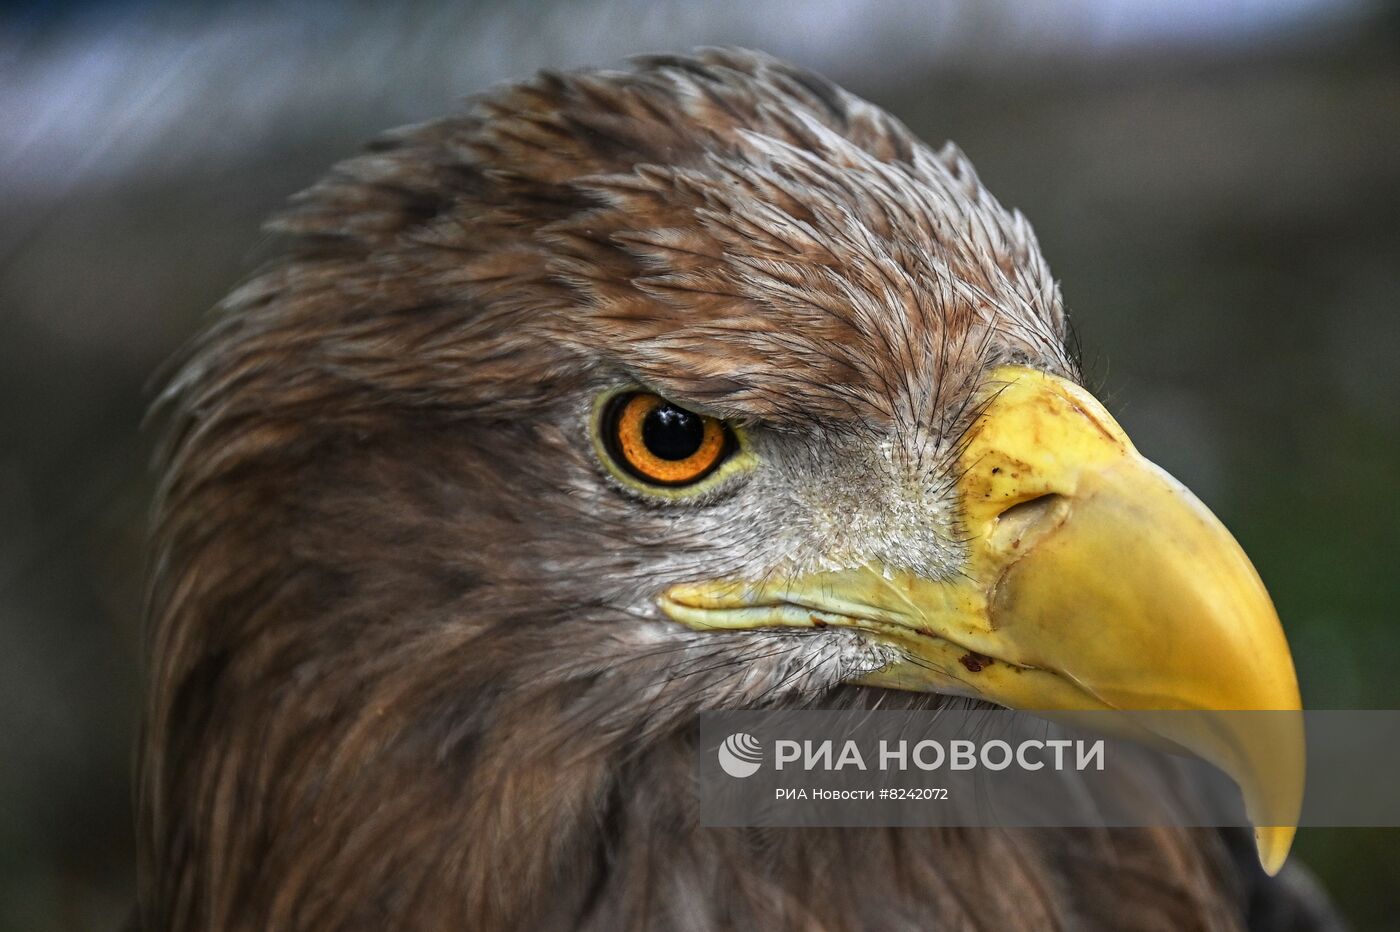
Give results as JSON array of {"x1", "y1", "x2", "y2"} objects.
[{"x1": 1255, "y1": 825, "x2": 1295, "y2": 877}]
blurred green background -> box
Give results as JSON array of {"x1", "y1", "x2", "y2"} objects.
[{"x1": 2, "y1": 0, "x2": 1397, "y2": 928}]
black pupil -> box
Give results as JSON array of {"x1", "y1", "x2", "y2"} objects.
[{"x1": 641, "y1": 403, "x2": 706, "y2": 461}]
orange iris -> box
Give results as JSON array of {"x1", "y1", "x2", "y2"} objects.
[{"x1": 610, "y1": 393, "x2": 727, "y2": 486}]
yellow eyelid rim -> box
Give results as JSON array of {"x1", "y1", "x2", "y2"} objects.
[{"x1": 589, "y1": 387, "x2": 757, "y2": 501}]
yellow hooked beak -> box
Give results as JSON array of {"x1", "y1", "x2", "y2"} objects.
[{"x1": 661, "y1": 366, "x2": 1303, "y2": 874}]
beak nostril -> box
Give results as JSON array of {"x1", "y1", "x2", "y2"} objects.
[
  {"x1": 990, "y1": 493, "x2": 1066, "y2": 550},
  {"x1": 996, "y1": 492, "x2": 1062, "y2": 523}
]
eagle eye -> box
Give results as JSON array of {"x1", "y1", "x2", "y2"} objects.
[{"x1": 601, "y1": 392, "x2": 731, "y2": 486}]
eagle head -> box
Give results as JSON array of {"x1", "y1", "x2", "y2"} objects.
[{"x1": 140, "y1": 49, "x2": 1304, "y2": 930}]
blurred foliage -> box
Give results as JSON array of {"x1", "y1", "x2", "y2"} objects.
[{"x1": 2, "y1": 3, "x2": 1397, "y2": 929}]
